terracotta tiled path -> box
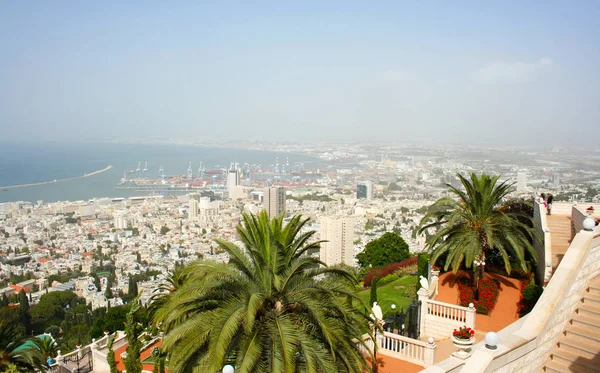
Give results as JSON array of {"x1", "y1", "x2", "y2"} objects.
[
  {"x1": 436, "y1": 272, "x2": 522, "y2": 332},
  {"x1": 368, "y1": 356, "x2": 425, "y2": 373},
  {"x1": 114, "y1": 339, "x2": 164, "y2": 372}
]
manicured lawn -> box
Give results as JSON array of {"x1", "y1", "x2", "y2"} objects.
[{"x1": 356, "y1": 275, "x2": 417, "y2": 316}]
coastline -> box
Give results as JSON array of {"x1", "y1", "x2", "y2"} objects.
[{"x1": 1, "y1": 165, "x2": 113, "y2": 189}]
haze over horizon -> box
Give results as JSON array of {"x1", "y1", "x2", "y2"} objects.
[{"x1": 1, "y1": 1, "x2": 598, "y2": 146}]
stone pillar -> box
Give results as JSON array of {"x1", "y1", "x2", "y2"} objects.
[
  {"x1": 424, "y1": 338, "x2": 436, "y2": 365},
  {"x1": 417, "y1": 287, "x2": 429, "y2": 337},
  {"x1": 466, "y1": 302, "x2": 476, "y2": 329}
]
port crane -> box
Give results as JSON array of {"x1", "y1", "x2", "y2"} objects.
[{"x1": 187, "y1": 161, "x2": 193, "y2": 179}]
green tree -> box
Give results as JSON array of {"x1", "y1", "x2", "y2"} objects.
[
  {"x1": 18, "y1": 290, "x2": 31, "y2": 335},
  {"x1": 0, "y1": 320, "x2": 45, "y2": 372},
  {"x1": 160, "y1": 226, "x2": 170, "y2": 235},
  {"x1": 418, "y1": 173, "x2": 538, "y2": 284},
  {"x1": 31, "y1": 291, "x2": 82, "y2": 333},
  {"x1": 369, "y1": 277, "x2": 379, "y2": 306},
  {"x1": 107, "y1": 334, "x2": 120, "y2": 373},
  {"x1": 128, "y1": 276, "x2": 139, "y2": 299},
  {"x1": 124, "y1": 295, "x2": 144, "y2": 373},
  {"x1": 155, "y1": 211, "x2": 371, "y2": 373},
  {"x1": 94, "y1": 274, "x2": 102, "y2": 292},
  {"x1": 357, "y1": 232, "x2": 410, "y2": 268}
]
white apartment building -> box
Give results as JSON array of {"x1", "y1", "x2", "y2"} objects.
[
  {"x1": 264, "y1": 186, "x2": 286, "y2": 218},
  {"x1": 320, "y1": 216, "x2": 354, "y2": 266},
  {"x1": 188, "y1": 199, "x2": 198, "y2": 220}
]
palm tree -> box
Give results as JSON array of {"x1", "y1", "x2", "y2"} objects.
[
  {"x1": 418, "y1": 173, "x2": 537, "y2": 284},
  {"x1": 0, "y1": 320, "x2": 45, "y2": 372},
  {"x1": 148, "y1": 269, "x2": 186, "y2": 328},
  {"x1": 32, "y1": 335, "x2": 58, "y2": 360},
  {"x1": 155, "y1": 211, "x2": 372, "y2": 373}
]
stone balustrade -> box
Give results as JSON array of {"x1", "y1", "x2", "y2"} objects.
[{"x1": 419, "y1": 288, "x2": 476, "y2": 340}]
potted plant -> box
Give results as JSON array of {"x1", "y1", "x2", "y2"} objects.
[
  {"x1": 430, "y1": 265, "x2": 440, "y2": 277},
  {"x1": 587, "y1": 206, "x2": 595, "y2": 216},
  {"x1": 451, "y1": 326, "x2": 475, "y2": 358}
]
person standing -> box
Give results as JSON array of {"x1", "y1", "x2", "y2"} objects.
[
  {"x1": 547, "y1": 193, "x2": 554, "y2": 215},
  {"x1": 540, "y1": 193, "x2": 547, "y2": 208}
]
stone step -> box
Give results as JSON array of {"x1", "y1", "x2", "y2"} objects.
[
  {"x1": 589, "y1": 283, "x2": 600, "y2": 297},
  {"x1": 566, "y1": 325, "x2": 600, "y2": 343},
  {"x1": 548, "y1": 348, "x2": 600, "y2": 372},
  {"x1": 571, "y1": 313, "x2": 600, "y2": 334},
  {"x1": 559, "y1": 336, "x2": 600, "y2": 360},
  {"x1": 583, "y1": 292, "x2": 600, "y2": 307},
  {"x1": 543, "y1": 360, "x2": 568, "y2": 373},
  {"x1": 577, "y1": 303, "x2": 600, "y2": 318}
]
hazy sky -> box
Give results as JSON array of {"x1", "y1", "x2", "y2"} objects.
[{"x1": 1, "y1": 1, "x2": 598, "y2": 145}]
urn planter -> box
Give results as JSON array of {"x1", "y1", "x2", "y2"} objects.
[{"x1": 451, "y1": 336, "x2": 475, "y2": 359}]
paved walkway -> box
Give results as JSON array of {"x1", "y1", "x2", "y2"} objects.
[
  {"x1": 436, "y1": 272, "x2": 522, "y2": 332},
  {"x1": 547, "y1": 214, "x2": 572, "y2": 271},
  {"x1": 369, "y1": 355, "x2": 425, "y2": 373}
]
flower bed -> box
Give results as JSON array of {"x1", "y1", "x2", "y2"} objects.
[
  {"x1": 364, "y1": 256, "x2": 418, "y2": 287},
  {"x1": 456, "y1": 271, "x2": 500, "y2": 315}
]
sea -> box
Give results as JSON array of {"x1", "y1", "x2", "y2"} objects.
[{"x1": 0, "y1": 142, "x2": 322, "y2": 204}]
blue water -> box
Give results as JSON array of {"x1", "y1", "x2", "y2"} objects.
[{"x1": 0, "y1": 142, "x2": 320, "y2": 203}]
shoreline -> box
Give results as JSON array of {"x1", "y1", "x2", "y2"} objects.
[{"x1": 1, "y1": 165, "x2": 113, "y2": 189}]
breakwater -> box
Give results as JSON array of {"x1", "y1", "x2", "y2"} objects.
[{"x1": 1, "y1": 165, "x2": 113, "y2": 189}]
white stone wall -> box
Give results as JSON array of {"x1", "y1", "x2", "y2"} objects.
[
  {"x1": 424, "y1": 316, "x2": 466, "y2": 341},
  {"x1": 532, "y1": 201, "x2": 550, "y2": 285}
]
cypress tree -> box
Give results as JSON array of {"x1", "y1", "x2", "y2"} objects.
[
  {"x1": 94, "y1": 274, "x2": 102, "y2": 292},
  {"x1": 369, "y1": 276, "x2": 379, "y2": 306},
  {"x1": 107, "y1": 334, "x2": 120, "y2": 373},
  {"x1": 18, "y1": 290, "x2": 31, "y2": 335}
]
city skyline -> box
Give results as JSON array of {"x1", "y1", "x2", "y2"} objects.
[{"x1": 0, "y1": 1, "x2": 599, "y2": 146}]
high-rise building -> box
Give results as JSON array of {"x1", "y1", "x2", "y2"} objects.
[
  {"x1": 264, "y1": 186, "x2": 286, "y2": 218},
  {"x1": 113, "y1": 212, "x2": 128, "y2": 230},
  {"x1": 188, "y1": 199, "x2": 198, "y2": 220},
  {"x1": 320, "y1": 216, "x2": 354, "y2": 266},
  {"x1": 357, "y1": 181, "x2": 374, "y2": 200},
  {"x1": 517, "y1": 172, "x2": 527, "y2": 191},
  {"x1": 227, "y1": 168, "x2": 240, "y2": 194}
]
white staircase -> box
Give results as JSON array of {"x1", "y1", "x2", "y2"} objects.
[{"x1": 543, "y1": 277, "x2": 600, "y2": 372}]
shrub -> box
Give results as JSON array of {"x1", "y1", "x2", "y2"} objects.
[
  {"x1": 518, "y1": 284, "x2": 543, "y2": 316},
  {"x1": 364, "y1": 256, "x2": 418, "y2": 287},
  {"x1": 395, "y1": 264, "x2": 418, "y2": 278},
  {"x1": 403, "y1": 283, "x2": 417, "y2": 300},
  {"x1": 378, "y1": 274, "x2": 398, "y2": 286}
]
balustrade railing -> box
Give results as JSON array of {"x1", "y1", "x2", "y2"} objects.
[
  {"x1": 425, "y1": 299, "x2": 468, "y2": 323},
  {"x1": 379, "y1": 331, "x2": 436, "y2": 366},
  {"x1": 355, "y1": 332, "x2": 436, "y2": 367}
]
